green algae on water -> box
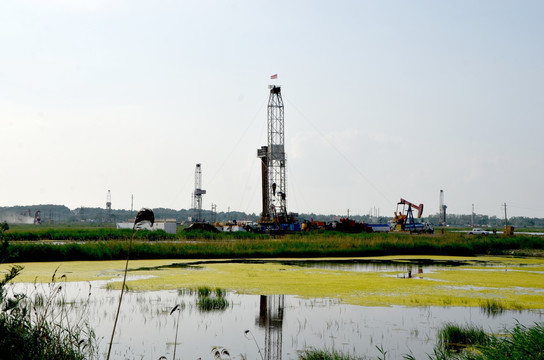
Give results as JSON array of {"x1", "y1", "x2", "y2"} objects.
[{"x1": 2, "y1": 256, "x2": 544, "y2": 309}]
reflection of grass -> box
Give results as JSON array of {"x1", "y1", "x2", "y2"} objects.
[
  {"x1": 480, "y1": 298, "x2": 506, "y2": 316},
  {"x1": 105, "y1": 282, "x2": 131, "y2": 291},
  {"x1": 480, "y1": 298, "x2": 524, "y2": 317},
  {"x1": 299, "y1": 349, "x2": 366, "y2": 360}
]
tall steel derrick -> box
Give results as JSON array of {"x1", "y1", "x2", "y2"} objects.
[
  {"x1": 106, "y1": 190, "x2": 112, "y2": 222},
  {"x1": 258, "y1": 85, "x2": 288, "y2": 225},
  {"x1": 193, "y1": 163, "x2": 206, "y2": 222},
  {"x1": 439, "y1": 190, "x2": 447, "y2": 226}
]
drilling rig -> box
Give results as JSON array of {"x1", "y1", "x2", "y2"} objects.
[
  {"x1": 106, "y1": 190, "x2": 112, "y2": 222},
  {"x1": 438, "y1": 189, "x2": 447, "y2": 226},
  {"x1": 193, "y1": 163, "x2": 206, "y2": 223},
  {"x1": 257, "y1": 85, "x2": 299, "y2": 231}
]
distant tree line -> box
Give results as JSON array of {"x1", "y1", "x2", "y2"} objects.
[
  {"x1": 425, "y1": 213, "x2": 544, "y2": 228},
  {"x1": 0, "y1": 205, "x2": 259, "y2": 225},
  {"x1": 1, "y1": 205, "x2": 543, "y2": 228}
]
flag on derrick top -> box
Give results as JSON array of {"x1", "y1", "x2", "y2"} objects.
[{"x1": 270, "y1": 74, "x2": 278, "y2": 79}]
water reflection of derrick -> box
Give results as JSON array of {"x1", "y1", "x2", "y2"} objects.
[{"x1": 257, "y1": 295, "x2": 284, "y2": 360}]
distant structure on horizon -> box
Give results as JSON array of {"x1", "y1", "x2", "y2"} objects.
[
  {"x1": 192, "y1": 163, "x2": 206, "y2": 222},
  {"x1": 106, "y1": 190, "x2": 112, "y2": 222},
  {"x1": 439, "y1": 190, "x2": 447, "y2": 226}
]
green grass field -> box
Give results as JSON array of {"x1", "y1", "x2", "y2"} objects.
[{"x1": 1, "y1": 225, "x2": 543, "y2": 262}]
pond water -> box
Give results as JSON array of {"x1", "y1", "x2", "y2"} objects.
[{"x1": 5, "y1": 258, "x2": 544, "y2": 360}]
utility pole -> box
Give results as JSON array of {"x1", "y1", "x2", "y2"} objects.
[{"x1": 504, "y1": 203, "x2": 508, "y2": 227}]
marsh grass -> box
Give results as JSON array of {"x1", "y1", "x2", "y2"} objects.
[
  {"x1": 196, "y1": 287, "x2": 229, "y2": 311},
  {"x1": 430, "y1": 322, "x2": 544, "y2": 360},
  {"x1": 479, "y1": 298, "x2": 524, "y2": 317},
  {"x1": 0, "y1": 266, "x2": 97, "y2": 360},
  {"x1": 4, "y1": 230, "x2": 544, "y2": 262},
  {"x1": 438, "y1": 322, "x2": 489, "y2": 352},
  {"x1": 476, "y1": 322, "x2": 544, "y2": 360},
  {"x1": 479, "y1": 299, "x2": 506, "y2": 316}
]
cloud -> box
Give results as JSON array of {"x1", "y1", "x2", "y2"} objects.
[
  {"x1": 367, "y1": 130, "x2": 402, "y2": 145},
  {"x1": 322, "y1": 128, "x2": 360, "y2": 153},
  {"x1": 463, "y1": 156, "x2": 500, "y2": 184},
  {"x1": 23, "y1": 0, "x2": 123, "y2": 13},
  {"x1": 289, "y1": 127, "x2": 360, "y2": 160}
]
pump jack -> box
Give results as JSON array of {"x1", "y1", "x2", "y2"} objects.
[{"x1": 392, "y1": 198, "x2": 433, "y2": 233}]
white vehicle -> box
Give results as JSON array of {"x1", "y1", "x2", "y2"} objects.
[{"x1": 468, "y1": 228, "x2": 490, "y2": 235}]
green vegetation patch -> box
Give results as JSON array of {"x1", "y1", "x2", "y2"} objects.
[
  {"x1": 2, "y1": 230, "x2": 544, "y2": 263},
  {"x1": 0, "y1": 265, "x2": 97, "y2": 360},
  {"x1": 195, "y1": 287, "x2": 229, "y2": 311},
  {"x1": 438, "y1": 322, "x2": 490, "y2": 351},
  {"x1": 431, "y1": 322, "x2": 544, "y2": 360}
]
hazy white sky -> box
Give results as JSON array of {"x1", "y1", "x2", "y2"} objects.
[{"x1": 1, "y1": 0, "x2": 543, "y2": 218}]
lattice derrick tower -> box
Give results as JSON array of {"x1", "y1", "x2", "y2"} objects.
[
  {"x1": 439, "y1": 189, "x2": 447, "y2": 226},
  {"x1": 267, "y1": 86, "x2": 287, "y2": 219},
  {"x1": 193, "y1": 163, "x2": 206, "y2": 222},
  {"x1": 106, "y1": 190, "x2": 112, "y2": 222}
]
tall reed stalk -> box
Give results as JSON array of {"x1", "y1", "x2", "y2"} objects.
[
  {"x1": 244, "y1": 330, "x2": 264, "y2": 360},
  {"x1": 170, "y1": 304, "x2": 182, "y2": 360},
  {"x1": 106, "y1": 209, "x2": 154, "y2": 360}
]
